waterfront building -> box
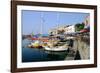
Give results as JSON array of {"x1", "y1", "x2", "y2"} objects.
[
  {"x1": 49, "y1": 28, "x2": 58, "y2": 35},
  {"x1": 64, "y1": 25, "x2": 76, "y2": 34},
  {"x1": 84, "y1": 15, "x2": 90, "y2": 28},
  {"x1": 49, "y1": 25, "x2": 69, "y2": 35}
]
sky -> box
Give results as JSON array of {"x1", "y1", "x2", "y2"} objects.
[{"x1": 22, "y1": 10, "x2": 89, "y2": 35}]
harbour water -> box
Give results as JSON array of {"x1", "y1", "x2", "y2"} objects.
[{"x1": 22, "y1": 39, "x2": 69, "y2": 62}]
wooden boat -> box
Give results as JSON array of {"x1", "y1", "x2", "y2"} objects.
[
  {"x1": 43, "y1": 44, "x2": 68, "y2": 52},
  {"x1": 28, "y1": 40, "x2": 43, "y2": 49}
]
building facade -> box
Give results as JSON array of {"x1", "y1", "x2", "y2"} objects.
[
  {"x1": 84, "y1": 15, "x2": 90, "y2": 28},
  {"x1": 64, "y1": 25, "x2": 75, "y2": 34}
]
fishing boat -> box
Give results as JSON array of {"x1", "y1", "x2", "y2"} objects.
[
  {"x1": 28, "y1": 40, "x2": 43, "y2": 48},
  {"x1": 28, "y1": 12, "x2": 46, "y2": 49},
  {"x1": 43, "y1": 44, "x2": 68, "y2": 52}
]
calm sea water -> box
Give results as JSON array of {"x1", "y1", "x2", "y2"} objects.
[{"x1": 22, "y1": 39, "x2": 68, "y2": 62}]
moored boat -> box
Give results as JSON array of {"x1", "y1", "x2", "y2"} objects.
[
  {"x1": 28, "y1": 40, "x2": 43, "y2": 49},
  {"x1": 43, "y1": 44, "x2": 68, "y2": 52}
]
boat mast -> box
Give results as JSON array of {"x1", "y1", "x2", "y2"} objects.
[
  {"x1": 40, "y1": 12, "x2": 43, "y2": 36},
  {"x1": 57, "y1": 12, "x2": 59, "y2": 35},
  {"x1": 40, "y1": 12, "x2": 45, "y2": 37},
  {"x1": 57, "y1": 12, "x2": 59, "y2": 28}
]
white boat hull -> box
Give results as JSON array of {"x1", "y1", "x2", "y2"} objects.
[{"x1": 43, "y1": 46, "x2": 68, "y2": 52}]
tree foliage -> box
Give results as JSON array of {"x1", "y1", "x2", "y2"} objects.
[{"x1": 75, "y1": 23, "x2": 85, "y2": 31}]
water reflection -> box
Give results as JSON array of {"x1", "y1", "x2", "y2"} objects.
[{"x1": 22, "y1": 39, "x2": 68, "y2": 62}]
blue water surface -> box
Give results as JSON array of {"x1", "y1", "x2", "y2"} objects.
[{"x1": 22, "y1": 39, "x2": 68, "y2": 62}]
